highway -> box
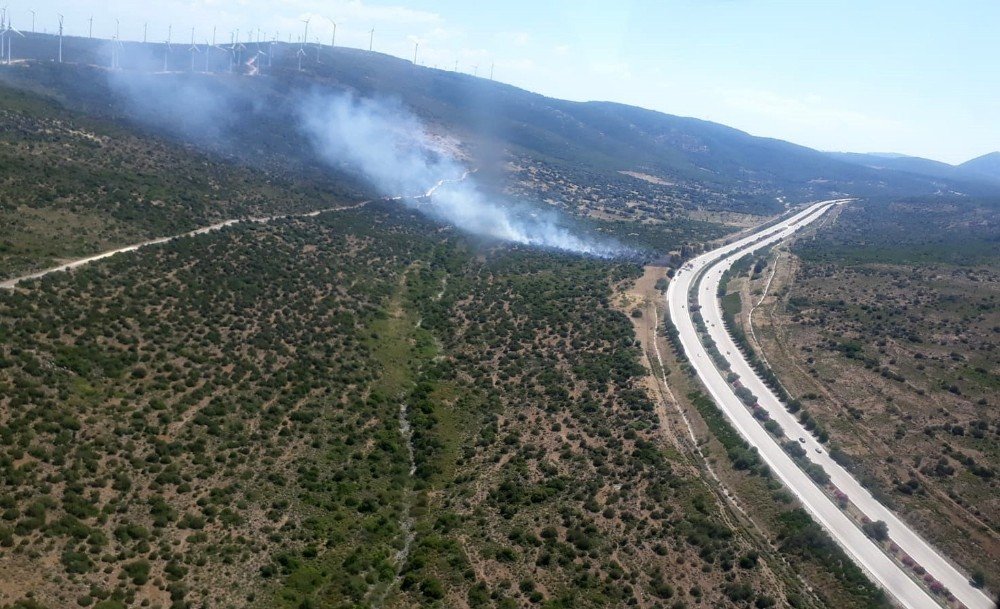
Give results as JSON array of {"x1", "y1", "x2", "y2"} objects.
[{"x1": 666, "y1": 200, "x2": 994, "y2": 609}]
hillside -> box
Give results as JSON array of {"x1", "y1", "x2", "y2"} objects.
[
  {"x1": 3, "y1": 33, "x2": 999, "y2": 219},
  {"x1": 960, "y1": 152, "x2": 1000, "y2": 182},
  {"x1": 826, "y1": 152, "x2": 963, "y2": 181},
  {"x1": 828, "y1": 151, "x2": 1000, "y2": 185}
]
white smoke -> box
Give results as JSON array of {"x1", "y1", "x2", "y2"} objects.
[{"x1": 297, "y1": 93, "x2": 627, "y2": 257}]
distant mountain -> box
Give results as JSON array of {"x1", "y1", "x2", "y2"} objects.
[
  {"x1": 826, "y1": 152, "x2": 963, "y2": 181},
  {"x1": 3, "y1": 32, "x2": 999, "y2": 214},
  {"x1": 958, "y1": 152, "x2": 1000, "y2": 182}
]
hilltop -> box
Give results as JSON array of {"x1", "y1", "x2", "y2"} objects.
[
  {"x1": 3, "y1": 32, "x2": 999, "y2": 221},
  {"x1": 828, "y1": 150, "x2": 1000, "y2": 185}
]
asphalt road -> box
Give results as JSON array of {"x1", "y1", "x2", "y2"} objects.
[{"x1": 667, "y1": 200, "x2": 993, "y2": 609}]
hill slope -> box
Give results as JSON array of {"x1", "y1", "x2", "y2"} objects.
[
  {"x1": 3, "y1": 33, "x2": 999, "y2": 215},
  {"x1": 826, "y1": 151, "x2": 963, "y2": 181},
  {"x1": 960, "y1": 151, "x2": 1000, "y2": 181}
]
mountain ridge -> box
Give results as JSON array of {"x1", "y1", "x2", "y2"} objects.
[{"x1": 2, "y1": 32, "x2": 999, "y2": 210}]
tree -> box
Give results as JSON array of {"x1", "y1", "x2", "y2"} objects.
[{"x1": 862, "y1": 520, "x2": 888, "y2": 542}]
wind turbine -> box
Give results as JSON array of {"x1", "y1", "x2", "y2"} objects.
[
  {"x1": 210, "y1": 40, "x2": 231, "y2": 73},
  {"x1": 412, "y1": 40, "x2": 418, "y2": 64},
  {"x1": 143, "y1": 22, "x2": 147, "y2": 44},
  {"x1": 0, "y1": 21, "x2": 20, "y2": 65},
  {"x1": 115, "y1": 18, "x2": 119, "y2": 40},
  {"x1": 163, "y1": 25, "x2": 172, "y2": 72},
  {"x1": 6, "y1": 20, "x2": 24, "y2": 64},
  {"x1": 0, "y1": 9, "x2": 6, "y2": 64},
  {"x1": 222, "y1": 35, "x2": 235, "y2": 72},
  {"x1": 56, "y1": 14, "x2": 63, "y2": 63},
  {"x1": 490, "y1": 61, "x2": 494, "y2": 80},
  {"x1": 232, "y1": 29, "x2": 247, "y2": 70},
  {"x1": 110, "y1": 35, "x2": 123, "y2": 69},
  {"x1": 188, "y1": 28, "x2": 200, "y2": 72},
  {"x1": 368, "y1": 28, "x2": 374, "y2": 52},
  {"x1": 300, "y1": 18, "x2": 309, "y2": 62},
  {"x1": 29, "y1": 10, "x2": 34, "y2": 33},
  {"x1": 88, "y1": 15, "x2": 93, "y2": 38},
  {"x1": 296, "y1": 44, "x2": 306, "y2": 71},
  {"x1": 326, "y1": 17, "x2": 336, "y2": 47}
]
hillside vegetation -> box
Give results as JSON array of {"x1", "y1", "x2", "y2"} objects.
[
  {"x1": 0, "y1": 84, "x2": 369, "y2": 278},
  {"x1": 1, "y1": 204, "x2": 840, "y2": 609}
]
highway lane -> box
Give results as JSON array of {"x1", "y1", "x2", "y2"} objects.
[{"x1": 667, "y1": 200, "x2": 993, "y2": 609}]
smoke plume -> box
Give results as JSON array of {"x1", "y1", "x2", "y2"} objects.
[
  {"x1": 103, "y1": 64, "x2": 627, "y2": 257},
  {"x1": 297, "y1": 93, "x2": 627, "y2": 257}
]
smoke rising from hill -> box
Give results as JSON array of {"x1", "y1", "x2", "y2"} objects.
[
  {"x1": 297, "y1": 93, "x2": 627, "y2": 257},
  {"x1": 104, "y1": 65, "x2": 626, "y2": 257}
]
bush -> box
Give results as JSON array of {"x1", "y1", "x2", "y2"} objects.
[{"x1": 862, "y1": 520, "x2": 888, "y2": 542}]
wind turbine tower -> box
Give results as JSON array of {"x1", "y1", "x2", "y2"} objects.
[
  {"x1": 57, "y1": 15, "x2": 63, "y2": 63},
  {"x1": 189, "y1": 28, "x2": 199, "y2": 71},
  {"x1": 327, "y1": 18, "x2": 336, "y2": 47},
  {"x1": 163, "y1": 25, "x2": 172, "y2": 72},
  {"x1": 368, "y1": 28, "x2": 374, "y2": 52},
  {"x1": 3, "y1": 19, "x2": 25, "y2": 65},
  {"x1": 29, "y1": 10, "x2": 35, "y2": 33},
  {"x1": 88, "y1": 15, "x2": 93, "y2": 38},
  {"x1": 111, "y1": 36, "x2": 123, "y2": 69},
  {"x1": 235, "y1": 36, "x2": 246, "y2": 69}
]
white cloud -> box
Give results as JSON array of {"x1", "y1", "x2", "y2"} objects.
[
  {"x1": 591, "y1": 60, "x2": 631, "y2": 79},
  {"x1": 720, "y1": 88, "x2": 902, "y2": 133},
  {"x1": 495, "y1": 30, "x2": 529, "y2": 46}
]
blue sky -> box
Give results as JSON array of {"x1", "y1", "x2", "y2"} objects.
[{"x1": 14, "y1": 0, "x2": 999, "y2": 163}]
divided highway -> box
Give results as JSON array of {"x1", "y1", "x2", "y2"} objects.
[{"x1": 667, "y1": 200, "x2": 993, "y2": 609}]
